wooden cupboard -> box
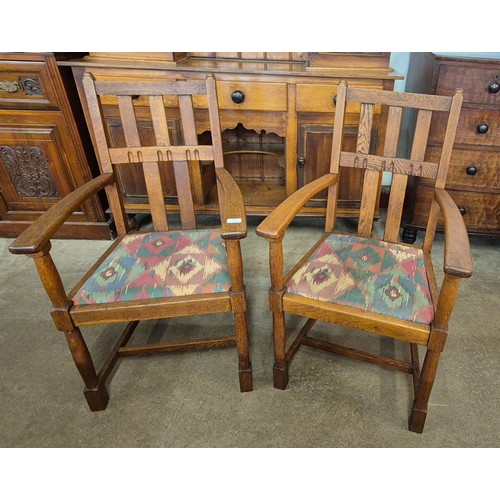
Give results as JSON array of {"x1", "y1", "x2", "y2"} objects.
[
  {"x1": 62, "y1": 52, "x2": 402, "y2": 220},
  {"x1": 0, "y1": 52, "x2": 110, "y2": 238}
]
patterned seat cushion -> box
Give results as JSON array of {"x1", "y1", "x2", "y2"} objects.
[
  {"x1": 286, "y1": 234, "x2": 434, "y2": 324},
  {"x1": 73, "y1": 229, "x2": 231, "y2": 305}
]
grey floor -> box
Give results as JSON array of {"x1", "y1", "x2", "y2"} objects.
[{"x1": 0, "y1": 215, "x2": 498, "y2": 448}]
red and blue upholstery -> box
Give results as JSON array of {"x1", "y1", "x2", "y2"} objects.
[
  {"x1": 73, "y1": 229, "x2": 231, "y2": 305},
  {"x1": 286, "y1": 234, "x2": 434, "y2": 324}
]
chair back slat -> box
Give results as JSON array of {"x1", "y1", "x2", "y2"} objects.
[
  {"x1": 117, "y1": 95, "x2": 169, "y2": 231},
  {"x1": 174, "y1": 94, "x2": 198, "y2": 229},
  {"x1": 356, "y1": 103, "x2": 377, "y2": 238},
  {"x1": 382, "y1": 105, "x2": 404, "y2": 242},
  {"x1": 424, "y1": 91, "x2": 464, "y2": 250},
  {"x1": 149, "y1": 95, "x2": 171, "y2": 147},
  {"x1": 82, "y1": 73, "x2": 129, "y2": 235},
  {"x1": 325, "y1": 80, "x2": 348, "y2": 232},
  {"x1": 206, "y1": 75, "x2": 225, "y2": 169},
  {"x1": 383, "y1": 107, "x2": 432, "y2": 243}
]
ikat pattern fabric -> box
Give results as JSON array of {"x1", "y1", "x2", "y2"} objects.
[
  {"x1": 73, "y1": 230, "x2": 231, "y2": 305},
  {"x1": 286, "y1": 234, "x2": 434, "y2": 324}
]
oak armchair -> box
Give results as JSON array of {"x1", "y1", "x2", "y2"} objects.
[
  {"x1": 256, "y1": 81, "x2": 472, "y2": 433},
  {"x1": 9, "y1": 74, "x2": 253, "y2": 411}
]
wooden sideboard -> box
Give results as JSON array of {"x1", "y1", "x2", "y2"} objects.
[
  {"x1": 62, "y1": 52, "x2": 402, "y2": 220},
  {"x1": 0, "y1": 52, "x2": 110, "y2": 238},
  {"x1": 402, "y1": 53, "x2": 500, "y2": 241}
]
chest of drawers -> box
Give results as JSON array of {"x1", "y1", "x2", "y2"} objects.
[
  {"x1": 0, "y1": 52, "x2": 110, "y2": 238},
  {"x1": 402, "y1": 54, "x2": 500, "y2": 242}
]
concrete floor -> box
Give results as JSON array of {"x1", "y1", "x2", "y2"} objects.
[{"x1": 0, "y1": 215, "x2": 498, "y2": 447}]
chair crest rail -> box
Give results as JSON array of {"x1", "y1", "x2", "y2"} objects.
[
  {"x1": 346, "y1": 87, "x2": 453, "y2": 111},
  {"x1": 94, "y1": 80, "x2": 208, "y2": 96}
]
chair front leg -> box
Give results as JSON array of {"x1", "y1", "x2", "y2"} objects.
[
  {"x1": 32, "y1": 245, "x2": 108, "y2": 411},
  {"x1": 268, "y1": 239, "x2": 289, "y2": 389},
  {"x1": 409, "y1": 347, "x2": 441, "y2": 433},
  {"x1": 225, "y1": 239, "x2": 253, "y2": 392},
  {"x1": 409, "y1": 274, "x2": 460, "y2": 432}
]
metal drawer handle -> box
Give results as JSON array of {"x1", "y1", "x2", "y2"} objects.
[
  {"x1": 476, "y1": 122, "x2": 489, "y2": 134},
  {"x1": 231, "y1": 90, "x2": 245, "y2": 104},
  {"x1": 466, "y1": 165, "x2": 478, "y2": 176},
  {"x1": 488, "y1": 81, "x2": 500, "y2": 93},
  {"x1": 488, "y1": 75, "x2": 499, "y2": 94},
  {"x1": 458, "y1": 206, "x2": 467, "y2": 216},
  {"x1": 0, "y1": 80, "x2": 21, "y2": 93}
]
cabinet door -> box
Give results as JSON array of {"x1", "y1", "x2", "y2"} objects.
[
  {"x1": 0, "y1": 112, "x2": 100, "y2": 223},
  {"x1": 297, "y1": 125, "x2": 377, "y2": 208}
]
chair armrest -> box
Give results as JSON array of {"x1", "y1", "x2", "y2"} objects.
[
  {"x1": 9, "y1": 173, "x2": 115, "y2": 255},
  {"x1": 256, "y1": 174, "x2": 338, "y2": 240},
  {"x1": 434, "y1": 188, "x2": 473, "y2": 278},
  {"x1": 215, "y1": 168, "x2": 247, "y2": 240}
]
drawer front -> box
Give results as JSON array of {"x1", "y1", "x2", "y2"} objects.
[
  {"x1": 0, "y1": 61, "x2": 59, "y2": 110},
  {"x1": 214, "y1": 81, "x2": 287, "y2": 111},
  {"x1": 99, "y1": 81, "x2": 288, "y2": 112},
  {"x1": 412, "y1": 184, "x2": 500, "y2": 232},
  {"x1": 435, "y1": 61, "x2": 500, "y2": 105},
  {"x1": 296, "y1": 83, "x2": 383, "y2": 113},
  {"x1": 430, "y1": 107, "x2": 500, "y2": 147},
  {"x1": 424, "y1": 146, "x2": 500, "y2": 190}
]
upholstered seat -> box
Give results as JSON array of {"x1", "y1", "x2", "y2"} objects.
[
  {"x1": 286, "y1": 234, "x2": 434, "y2": 324},
  {"x1": 73, "y1": 229, "x2": 231, "y2": 305}
]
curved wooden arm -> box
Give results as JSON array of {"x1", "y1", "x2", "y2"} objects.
[
  {"x1": 256, "y1": 174, "x2": 338, "y2": 240},
  {"x1": 434, "y1": 188, "x2": 473, "y2": 278},
  {"x1": 215, "y1": 168, "x2": 247, "y2": 240},
  {"x1": 9, "y1": 173, "x2": 115, "y2": 255}
]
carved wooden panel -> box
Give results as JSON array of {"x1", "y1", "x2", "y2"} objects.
[{"x1": 0, "y1": 145, "x2": 59, "y2": 198}]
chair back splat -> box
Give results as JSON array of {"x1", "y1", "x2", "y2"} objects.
[
  {"x1": 256, "y1": 80, "x2": 471, "y2": 433},
  {"x1": 9, "y1": 74, "x2": 253, "y2": 411}
]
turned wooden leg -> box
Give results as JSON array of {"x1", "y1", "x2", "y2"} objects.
[
  {"x1": 409, "y1": 348, "x2": 441, "y2": 433},
  {"x1": 64, "y1": 328, "x2": 109, "y2": 411},
  {"x1": 273, "y1": 310, "x2": 289, "y2": 390},
  {"x1": 234, "y1": 311, "x2": 253, "y2": 392}
]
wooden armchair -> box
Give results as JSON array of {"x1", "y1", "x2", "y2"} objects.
[
  {"x1": 256, "y1": 81, "x2": 472, "y2": 433},
  {"x1": 9, "y1": 74, "x2": 253, "y2": 411}
]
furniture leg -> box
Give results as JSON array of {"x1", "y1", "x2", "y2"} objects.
[
  {"x1": 273, "y1": 310, "x2": 289, "y2": 389},
  {"x1": 63, "y1": 328, "x2": 109, "y2": 411},
  {"x1": 409, "y1": 347, "x2": 441, "y2": 433},
  {"x1": 234, "y1": 310, "x2": 253, "y2": 392}
]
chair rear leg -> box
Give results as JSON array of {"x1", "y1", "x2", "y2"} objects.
[
  {"x1": 234, "y1": 310, "x2": 253, "y2": 392},
  {"x1": 63, "y1": 328, "x2": 109, "y2": 411},
  {"x1": 409, "y1": 347, "x2": 441, "y2": 433},
  {"x1": 273, "y1": 310, "x2": 289, "y2": 389}
]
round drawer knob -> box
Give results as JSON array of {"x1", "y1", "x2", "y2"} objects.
[
  {"x1": 458, "y1": 206, "x2": 467, "y2": 216},
  {"x1": 466, "y1": 165, "x2": 478, "y2": 176},
  {"x1": 476, "y1": 122, "x2": 489, "y2": 134},
  {"x1": 231, "y1": 90, "x2": 245, "y2": 104},
  {"x1": 333, "y1": 95, "x2": 337, "y2": 106},
  {"x1": 488, "y1": 81, "x2": 500, "y2": 94}
]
